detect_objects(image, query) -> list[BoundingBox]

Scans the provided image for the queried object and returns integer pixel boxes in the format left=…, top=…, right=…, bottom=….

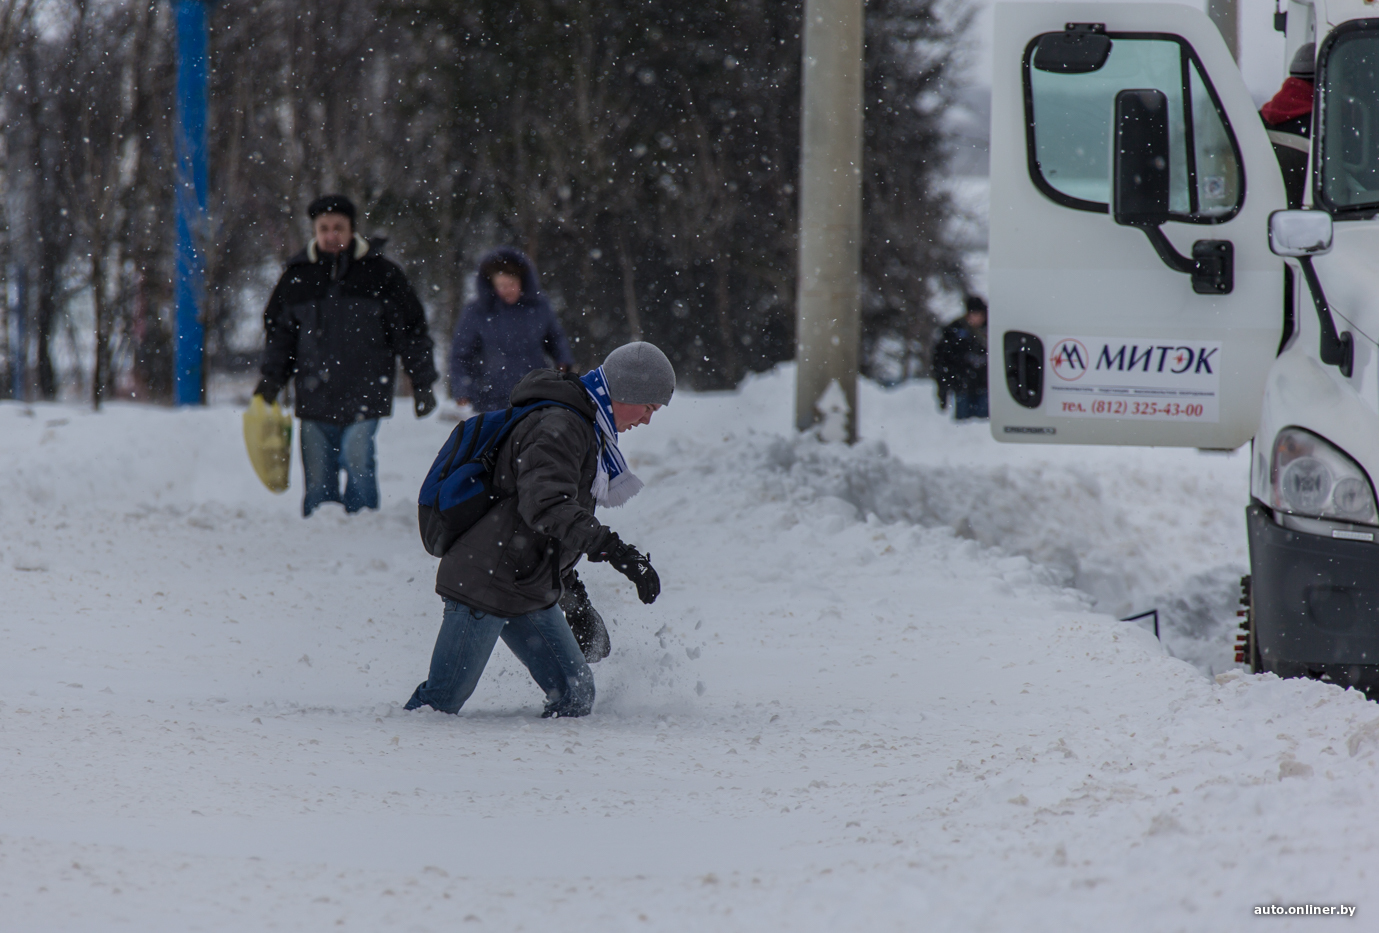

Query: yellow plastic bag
left=243, top=395, right=293, bottom=493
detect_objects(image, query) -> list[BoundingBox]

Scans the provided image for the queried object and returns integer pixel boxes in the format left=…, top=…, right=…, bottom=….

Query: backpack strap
left=476, top=400, right=592, bottom=472
left=437, top=410, right=491, bottom=481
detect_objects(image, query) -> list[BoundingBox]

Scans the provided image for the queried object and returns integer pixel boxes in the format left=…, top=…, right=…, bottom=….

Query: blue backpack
left=417, top=401, right=585, bottom=557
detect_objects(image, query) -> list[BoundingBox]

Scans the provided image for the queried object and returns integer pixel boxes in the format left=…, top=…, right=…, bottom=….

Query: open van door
left=990, top=3, right=1287, bottom=448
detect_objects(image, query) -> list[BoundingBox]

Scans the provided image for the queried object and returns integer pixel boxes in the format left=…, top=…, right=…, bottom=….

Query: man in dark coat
left=932, top=295, right=989, bottom=421
left=449, top=247, right=575, bottom=411
left=255, top=195, right=438, bottom=516
left=405, top=342, right=675, bottom=719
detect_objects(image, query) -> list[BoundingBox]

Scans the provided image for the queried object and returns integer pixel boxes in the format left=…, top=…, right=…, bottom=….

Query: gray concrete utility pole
left=1207, top=0, right=1239, bottom=61
left=794, top=0, right=863, bottom=443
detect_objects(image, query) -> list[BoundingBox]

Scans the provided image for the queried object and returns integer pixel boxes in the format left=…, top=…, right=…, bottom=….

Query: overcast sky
left=967, top=0, right=1289, bottom=105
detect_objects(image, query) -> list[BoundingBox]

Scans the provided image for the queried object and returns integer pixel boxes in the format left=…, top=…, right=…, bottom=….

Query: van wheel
left=1235, top=575, right=1261, bottom=672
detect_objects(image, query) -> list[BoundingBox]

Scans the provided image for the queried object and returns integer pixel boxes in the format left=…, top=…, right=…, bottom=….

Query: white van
left=991, top=1, right=1379, bottom=689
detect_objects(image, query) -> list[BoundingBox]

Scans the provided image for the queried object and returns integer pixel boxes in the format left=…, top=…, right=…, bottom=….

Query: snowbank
left=1, top=372, right=1375, bottom=931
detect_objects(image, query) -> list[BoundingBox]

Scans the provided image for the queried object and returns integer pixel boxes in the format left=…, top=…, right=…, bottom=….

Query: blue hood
left=474, top=247, right=543, bottom=312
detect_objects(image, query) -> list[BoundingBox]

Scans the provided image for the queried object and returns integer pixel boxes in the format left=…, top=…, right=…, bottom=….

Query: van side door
left=990, top=2, right=1288, bottom=448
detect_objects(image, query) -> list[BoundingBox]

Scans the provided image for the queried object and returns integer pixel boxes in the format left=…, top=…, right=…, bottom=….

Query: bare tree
left=0, top=0, right=35, bottom=59
left=0, top=0, right=969, bottom=401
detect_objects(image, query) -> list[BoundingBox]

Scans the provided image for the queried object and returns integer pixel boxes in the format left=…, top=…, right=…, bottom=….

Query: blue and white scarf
left=580, top=366, right=643, bottom=507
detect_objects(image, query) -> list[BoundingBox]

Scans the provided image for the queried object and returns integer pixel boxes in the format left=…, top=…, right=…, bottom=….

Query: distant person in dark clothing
left=1261, top=43, right=1314, bottom=209
left=449, top=248, right=576, bottom=411
left=932, top=295, right=989, bottom=421
left=255, top=194, right=438, bottom=517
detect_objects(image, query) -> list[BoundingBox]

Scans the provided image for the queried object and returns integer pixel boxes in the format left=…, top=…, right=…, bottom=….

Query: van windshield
left=1319, top=26, right=1379, bottom=213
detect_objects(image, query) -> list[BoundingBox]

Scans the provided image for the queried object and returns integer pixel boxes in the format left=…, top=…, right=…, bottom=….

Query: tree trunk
left=35, top=236, right=60, bottom=400
left=90, top=245, right=108, bottom=409
left=616, top=227, right=642, bottom=342
left=714, top=256, right=739, bottom=385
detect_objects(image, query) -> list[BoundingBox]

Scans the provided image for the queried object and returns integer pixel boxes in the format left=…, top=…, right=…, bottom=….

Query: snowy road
left=2, top=369, right=1377, bottom=931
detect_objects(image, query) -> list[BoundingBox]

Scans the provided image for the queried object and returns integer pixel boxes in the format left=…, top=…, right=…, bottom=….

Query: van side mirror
left=1109, top=88, right=1232, bottom=295
left=1269, top=210, right=1333, bottom=257
left=1112, top=89, right=1171, bottom=228
left=1032, top=24, right=1111, bottom=74
left=1274, top=209, right=1350, bottom=376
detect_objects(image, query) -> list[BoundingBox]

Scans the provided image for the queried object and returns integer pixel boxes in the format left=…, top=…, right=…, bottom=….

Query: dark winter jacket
left=258, top=235, right=437, bottom=425
left=449, top=248, right=575, bottom=411
left=435, top=368, right=609, bottom=616
left=932, top=318, right=988, bottom=397
left=1261, top=78, right=1313, bottom=210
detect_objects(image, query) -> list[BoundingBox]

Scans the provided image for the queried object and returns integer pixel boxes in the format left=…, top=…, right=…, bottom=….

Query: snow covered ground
left=3, top=368, right=1378, bottom=931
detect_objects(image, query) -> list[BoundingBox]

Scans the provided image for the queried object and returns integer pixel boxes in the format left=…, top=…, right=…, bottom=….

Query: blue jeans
left=954, top=388, right=989, bottom=421
left=299, top=418, right=380, bottom=516
left=405, top=599, right=595, bottom=718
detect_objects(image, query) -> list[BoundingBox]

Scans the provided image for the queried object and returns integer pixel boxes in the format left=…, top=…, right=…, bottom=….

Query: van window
left=1025, top=33, right=1243, bottom=222
left=1318, top=24, right=1379, bottom=213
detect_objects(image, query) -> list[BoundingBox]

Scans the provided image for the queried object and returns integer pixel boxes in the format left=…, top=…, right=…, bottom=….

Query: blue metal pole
left=174, top=0, right=208, bottom=405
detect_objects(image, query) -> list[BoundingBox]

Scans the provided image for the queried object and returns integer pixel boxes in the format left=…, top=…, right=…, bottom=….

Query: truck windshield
left=1319, top=26, right=1379, bottom=213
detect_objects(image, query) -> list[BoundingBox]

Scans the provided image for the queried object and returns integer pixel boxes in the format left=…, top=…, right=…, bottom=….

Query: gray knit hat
left=602, top=342, right=676, bottom=405
left=1289, top=43, right=1315, bottom=79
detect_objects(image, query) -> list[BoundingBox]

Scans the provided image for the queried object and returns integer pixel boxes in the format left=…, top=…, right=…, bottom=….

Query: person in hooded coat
left=405, top=342, right=675, bottom=719
left=449, top=248, right=576, bottom=412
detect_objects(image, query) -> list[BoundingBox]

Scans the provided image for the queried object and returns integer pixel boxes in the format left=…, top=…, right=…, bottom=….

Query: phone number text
left=1059, top=399, right=1206, bottom=418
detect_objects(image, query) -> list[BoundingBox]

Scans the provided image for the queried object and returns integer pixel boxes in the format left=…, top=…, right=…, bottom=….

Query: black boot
left=560, top=569, right=610, bottom=663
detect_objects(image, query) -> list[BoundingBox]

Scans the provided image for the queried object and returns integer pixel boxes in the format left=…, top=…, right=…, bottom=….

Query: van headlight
left=1270, top=427, right=1379, bottom=525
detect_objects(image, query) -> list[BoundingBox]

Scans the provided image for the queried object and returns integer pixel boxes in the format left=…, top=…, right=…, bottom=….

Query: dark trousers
left=954, top=388, right=989, bottom=421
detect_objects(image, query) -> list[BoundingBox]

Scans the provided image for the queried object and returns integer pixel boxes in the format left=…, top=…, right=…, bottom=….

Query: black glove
left=560, top=569, right=610, bottom=662
left=254, top=379, right=278, bottom=405
left=414, top=384, right=437, bottom=417
left=587, top=531, right=660, bottom=604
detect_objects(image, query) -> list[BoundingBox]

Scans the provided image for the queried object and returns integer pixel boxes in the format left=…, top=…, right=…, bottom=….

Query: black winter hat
left=965, top=294, right=988, bottom=314
left=308, top=194, right=357, bottom=224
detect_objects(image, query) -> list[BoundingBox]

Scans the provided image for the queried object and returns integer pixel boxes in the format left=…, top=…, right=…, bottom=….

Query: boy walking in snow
left=404, top=342, right=674, bottom=718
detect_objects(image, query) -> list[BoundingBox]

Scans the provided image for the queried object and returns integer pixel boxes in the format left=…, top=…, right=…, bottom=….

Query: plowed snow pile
left=2, top=367, right=1376, bottom=931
